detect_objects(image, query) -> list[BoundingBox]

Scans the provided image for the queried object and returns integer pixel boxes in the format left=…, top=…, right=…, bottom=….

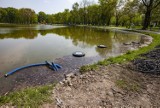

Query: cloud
left=43, top=0, right=50, bottom=4
left=67, top=0, right=81, bottom=4
left=67, top=0, right=98, bottom=5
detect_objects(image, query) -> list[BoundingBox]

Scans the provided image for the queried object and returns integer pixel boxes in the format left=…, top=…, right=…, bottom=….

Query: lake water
left=0, top=24, right=145, bottom=94
left=0, top=24, right=141, bottom=73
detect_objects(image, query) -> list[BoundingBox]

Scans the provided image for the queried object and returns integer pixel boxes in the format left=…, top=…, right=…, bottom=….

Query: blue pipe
left=54, top=64, right=62, bottom=69
left=52, top=62, right=58, bottom=71
left=5, top=61, right=62, bottom=77
left=45, top=61, right=62, bottom=71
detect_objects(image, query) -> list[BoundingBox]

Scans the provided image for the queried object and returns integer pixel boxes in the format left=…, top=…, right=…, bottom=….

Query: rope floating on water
left=5, top=61, right=62, bottom=77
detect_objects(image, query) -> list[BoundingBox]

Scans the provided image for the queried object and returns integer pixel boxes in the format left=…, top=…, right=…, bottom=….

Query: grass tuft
left=80, top=64, right=98, bottom=74
left=115, top=79, right=140, bottom=92
left=0, top=84, right=55, bottom=107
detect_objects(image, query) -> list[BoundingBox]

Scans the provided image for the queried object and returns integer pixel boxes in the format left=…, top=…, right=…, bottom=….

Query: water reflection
left=0, top=25, right=141, bottom=72
left=0, top=30, right=38, bottom=39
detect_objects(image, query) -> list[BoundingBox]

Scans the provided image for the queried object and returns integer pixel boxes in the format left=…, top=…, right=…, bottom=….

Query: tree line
left=0, top=7, right=37, bottom=24
left=0, top=0, right=160, bottom=29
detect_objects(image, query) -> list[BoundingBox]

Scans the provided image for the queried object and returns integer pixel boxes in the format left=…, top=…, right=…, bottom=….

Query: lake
left=0, top=24, right=141, bottom=73
left=0, top=24, right=145, bottom=94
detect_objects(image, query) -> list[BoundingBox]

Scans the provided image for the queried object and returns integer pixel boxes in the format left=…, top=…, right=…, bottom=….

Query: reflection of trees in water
left=96, top=31, right=140, bottom=56
left=0, top=26, right=140, bottom=57
left=43, top=27, right=113, bottom=47
left=111, top=31, right=140, bottom=56
left=113, top=31, right=140, bottom=42
left=0, top=30, right=38, bottom=39
left=42, top=27, right=115, bottom=56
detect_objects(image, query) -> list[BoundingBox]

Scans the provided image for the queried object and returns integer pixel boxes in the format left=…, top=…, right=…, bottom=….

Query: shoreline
left=0, top=26, right=148, bottom=95
left=51, top=29, right=160, bottom=107
left=0, top=27, right=160, bottom=107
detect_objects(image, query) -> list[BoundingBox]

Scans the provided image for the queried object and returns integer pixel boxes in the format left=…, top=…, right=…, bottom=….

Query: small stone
left=74, top=73, right=79, bottom=76
left=65, top=86, right=72, bottom=91
left=108, top=91, right=114, bottom=97
left=116, top=63, right=120, bottom=66
left=80, top=75, right=83, bottom=79
left=55, top=98, right=63, bottom=107
left=64, top=73, right=75, bottom=80
left=59, top=81, right=63, bottom=85
left=68, top=80, right=73, bottom=86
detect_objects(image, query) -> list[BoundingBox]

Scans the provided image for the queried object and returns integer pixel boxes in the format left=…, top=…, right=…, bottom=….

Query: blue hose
left=5, top=61, right=62, bottom=77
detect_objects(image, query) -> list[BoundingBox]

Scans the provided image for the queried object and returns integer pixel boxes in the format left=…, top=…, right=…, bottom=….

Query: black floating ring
left=72, top=51, right=85, bottom=57
left=97, top=45, right=107, bottom=48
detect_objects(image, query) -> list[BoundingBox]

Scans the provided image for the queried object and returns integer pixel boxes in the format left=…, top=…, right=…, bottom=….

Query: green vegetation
left=80, top=64, right=98, bottom=74
left=0, top=0, right=160, bottom=29
left=80, top=32, right=160, bottom=73
left=0, top=8, right=37, bottom=24
left=0, top=84, right=54, bottom=107
left=115, top=79, right=140, bottom=92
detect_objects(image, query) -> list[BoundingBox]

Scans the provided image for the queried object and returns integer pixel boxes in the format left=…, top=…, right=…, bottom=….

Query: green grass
left=115, top=79, right=140, bottom=92
left=80, top=32, right=160, bottom=73
left=80, top=64, right=98, bottom=74
left=0, top=84, right=55, bottom=107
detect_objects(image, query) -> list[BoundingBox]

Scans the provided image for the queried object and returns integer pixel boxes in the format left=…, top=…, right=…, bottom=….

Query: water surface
left=0, top=24, right=141, bottom=73
left=0, top=24, right=145, bottom=94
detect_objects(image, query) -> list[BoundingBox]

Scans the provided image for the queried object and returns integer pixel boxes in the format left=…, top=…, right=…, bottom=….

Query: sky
left=0, top=0, right=98, bottom=14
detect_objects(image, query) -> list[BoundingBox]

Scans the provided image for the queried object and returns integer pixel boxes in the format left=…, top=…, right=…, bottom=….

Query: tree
left=53, top=12, right=63, bottom=24
left=46, top=14, right=55, bottom=24
left=5, top=7, right=18, bottom=23
left=122, top=0, right=139, bottom=28
left=38, top=11, right=47, bottom=24
left=141, top=0, right=160, bottom=29
left=87, top=4, right=100, bottom=25
left=19, top=8, right=37, bottom=24
left=80, top=0, right=93, bottom=24
left=63, top=9, right=71, bottom=24
left=71, top=2, right=80, bottom=24
left=99, top=0, right=117, bottom=25
left=115, top=0, right=126, bottom=26
left=0, top=8, right=7, bottom=23
left=152, top=5, right=160, bottom=26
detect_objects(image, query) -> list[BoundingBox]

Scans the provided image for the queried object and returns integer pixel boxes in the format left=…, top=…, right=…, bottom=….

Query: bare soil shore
left=46, top=61, right=160, bottom=107
left=42, top=36, right=160, bottom=107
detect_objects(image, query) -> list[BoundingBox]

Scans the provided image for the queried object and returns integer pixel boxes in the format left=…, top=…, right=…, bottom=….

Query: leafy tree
left=5, top=7, right=18, bottom=23
left=115, top=0, right=126, bottom=26
left=63, top=9, right=70, bottom=24
left=71, top=2, right=80, bottom=24
left=87, top=4, right=100, bottom=25
left=99, top=0, right=117, bottom=25
left=124, top=0, right=139, bottom=27
left=152, top=5, right=160, bottom=26
left=141, top=0, right=160, bottom=29
left=38, top=11, right=47, bottom=24
left=46, top=14, right=55, bottom=24
left=0, top=8, right=7, bottom=23
left=80, top=0, right=93, bottom=24
left=18, top=8, right=37, bottom=24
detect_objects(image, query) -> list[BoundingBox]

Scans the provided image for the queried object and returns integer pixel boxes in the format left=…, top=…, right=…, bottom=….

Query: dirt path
left=41, top=62, right=160, bottom=107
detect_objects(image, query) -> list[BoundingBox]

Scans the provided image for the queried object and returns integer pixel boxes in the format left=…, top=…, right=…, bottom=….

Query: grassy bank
left=0, top=84, right=54, bottom=107
left=80, top=31, right=160, bottom=73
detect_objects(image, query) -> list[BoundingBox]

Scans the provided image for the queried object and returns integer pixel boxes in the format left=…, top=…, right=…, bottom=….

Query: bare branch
left=142, top=0, right=148, bottom=6
left=153, top=0, right=160, bottom=9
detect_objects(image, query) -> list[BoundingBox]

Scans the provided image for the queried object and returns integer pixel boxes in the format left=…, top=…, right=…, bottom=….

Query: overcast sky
left=0, top=0, right=98, bottom=14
